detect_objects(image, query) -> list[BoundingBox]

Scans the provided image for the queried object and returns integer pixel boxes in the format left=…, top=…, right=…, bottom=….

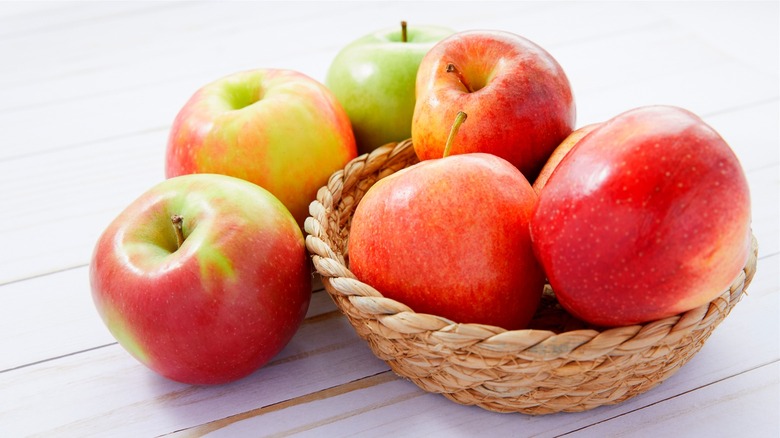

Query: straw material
left=304, top=139, right=759, bottom=415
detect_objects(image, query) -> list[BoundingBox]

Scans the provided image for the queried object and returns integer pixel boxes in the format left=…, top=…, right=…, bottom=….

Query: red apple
left=530, top=105, right=752, bottom=327
left=412, top=30, right=576, bottom=180
left=348, top=150, right=544, bottom=330
left=89, top=174, right=312, bottom=384
left=533, top=123, right=601, bottom=194
left=165, top=69, right=357, bottom=227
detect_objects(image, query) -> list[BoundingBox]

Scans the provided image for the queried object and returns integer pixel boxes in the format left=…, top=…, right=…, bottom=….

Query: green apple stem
left=446, top=63, right=474, bottom=93
left=171, top=215, right=185, bottom=249
left=401, top=21, right=408, bottom=42
left=443, top=111, right=468, bottom=158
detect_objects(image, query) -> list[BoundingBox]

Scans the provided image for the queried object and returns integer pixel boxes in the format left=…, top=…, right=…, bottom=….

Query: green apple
left=325, top=22, right=453, bottom=154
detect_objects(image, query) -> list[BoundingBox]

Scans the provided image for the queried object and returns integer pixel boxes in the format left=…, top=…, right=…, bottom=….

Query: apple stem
left=446, top=63, right=473, bottom=93
left=443, top=111, right=468, bottom=158
left=401, top=21, right=407, bottom=42
left=171, top=215, right=185, bottom=249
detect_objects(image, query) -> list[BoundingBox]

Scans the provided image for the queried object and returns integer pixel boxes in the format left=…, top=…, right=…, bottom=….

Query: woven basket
left=304, top=139, right=759, bottom=415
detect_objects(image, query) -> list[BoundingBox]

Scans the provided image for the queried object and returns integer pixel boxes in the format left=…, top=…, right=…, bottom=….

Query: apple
left=325, top=21, right=453, bottom=154
left=348, top=115, right=544, bottom=330
left=412, top=30, right=576, bottom=181
left=89, top=174, right=312, bottom=384
left=165, top=68, right=357, bottom=227
left=530, top=105, right=752, bottom=327
left=533, top=122, right=601, bottom=194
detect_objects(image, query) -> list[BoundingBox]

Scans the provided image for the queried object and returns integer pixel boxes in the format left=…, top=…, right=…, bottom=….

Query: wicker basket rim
left=304, top=139, right=758, bottom=351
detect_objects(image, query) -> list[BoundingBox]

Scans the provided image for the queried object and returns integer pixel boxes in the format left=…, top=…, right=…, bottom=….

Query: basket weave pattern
left=304, top=139, right=759, bottom=414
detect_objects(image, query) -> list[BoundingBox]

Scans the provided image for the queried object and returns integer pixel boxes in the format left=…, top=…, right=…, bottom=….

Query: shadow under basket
left=303, top=139, right=759, bottom=415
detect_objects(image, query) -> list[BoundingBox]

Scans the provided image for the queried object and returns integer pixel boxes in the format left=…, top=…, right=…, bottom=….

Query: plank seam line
left=0, top=342, right=117, bottom=375
left=159, top=369, right=399, bottom=437
left=554, top=358, right=780, bottom=437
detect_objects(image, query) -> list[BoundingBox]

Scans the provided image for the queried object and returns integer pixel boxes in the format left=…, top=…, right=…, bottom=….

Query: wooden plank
left=0, top=129, right=169, bottom=283
left=181, top=364, right=780, bottom=437
left=9, top=252, right=768, bottom=437
left=748, top=164, right=780, bottom=257
left=568, top=362, right=780, bottom=437
left=703, top=100, right=780, bottom=173
left=0, top=2, right=172, bottom=37
left=0, top=3, right=337, bottom=86
left=0, top=294, right=389, bottom=437
left=573, top=61, right=778, bottom=126
left=0, top=264, right=328, bottom=372
left=5, top=2, right=771, bottom=160
left=646, top=1, right=779, bottom=79
left=0, top=2, right=661, bottom=91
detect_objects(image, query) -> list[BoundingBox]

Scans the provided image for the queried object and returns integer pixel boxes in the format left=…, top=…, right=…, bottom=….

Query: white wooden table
left=1, top=2, right=778, bottom=436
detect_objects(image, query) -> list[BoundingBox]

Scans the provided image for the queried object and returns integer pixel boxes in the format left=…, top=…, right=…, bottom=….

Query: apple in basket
left=530, top=105, right=752, bottom=327
left=349, top=112, right=545, bottom=330
left=89, top=174, right=312, bottom=385
left=325, top=21, right=453, bottom=154
left=533, top=122, right=601, bottom=194
left=412, top=29, right=576, bottom=181
left=165, top=68, right=357, bottom=227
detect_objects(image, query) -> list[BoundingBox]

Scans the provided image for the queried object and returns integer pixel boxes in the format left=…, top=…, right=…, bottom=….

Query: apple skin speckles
left=349, top=153, right=545, bottom=330
left=530, top=105, right=751, bottom=327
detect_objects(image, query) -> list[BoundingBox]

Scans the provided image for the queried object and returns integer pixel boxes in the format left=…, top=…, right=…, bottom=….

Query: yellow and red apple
left=165, top=69, right=357, bottom=227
